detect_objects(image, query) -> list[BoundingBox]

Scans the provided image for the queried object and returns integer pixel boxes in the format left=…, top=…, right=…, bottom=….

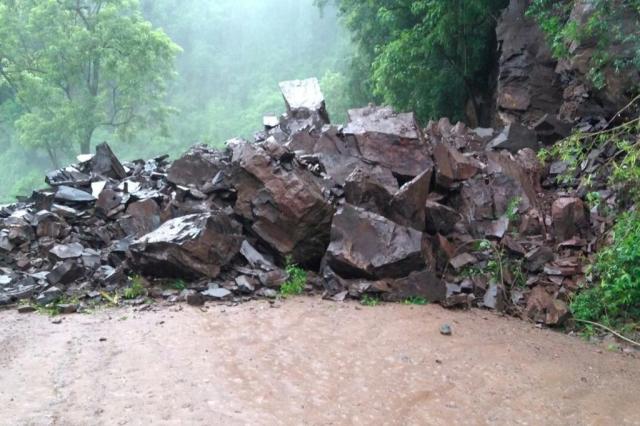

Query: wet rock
left=185, top=290, right=205, bottom=306
left=119, top=199, right=161, bottom=237
left=240, top=241, right=276, bottom=271
left=50, top=243, right=84, bottom=261
left=324, top=204, right=425, bottom=280
left=36, top=286, right=62, bottom=305
left=488, top=123, right=539, bottom=153
left=525, top=286, right=570, bottom=326
left=279, top=78, right=330, bottom=125
left=387, top=269, right=446, bottom=303
left=344, top=166, right=396, bottom=215
left=57, top=303, right=78, bottom=314
left=231, top=141, right=334, bottom=266
left=235, top=275, right=257, bottom=294
left=33, top=211, right=66, bottom=239
left=258, top=269, right=288, bottom=289
left=440, top=324, right=452, bottom=336
left=483, top=283, right=506, bottom=311
left=130, top=212, right=243, bottom=279
left=552, top=197, right=588, bottom=240
left=55, top=186, right=96, bottom=203
left=343, top=106, right=432, bottom=178
left=425, top=201, right=461, bottom=235
left=47, top=261, right=84, bottom=285
left=167, top=145, right=225, bottom=189
left=201, top=286, right=232, bottom=301
left=433, top=143, right=481, bottom=188
left=45, top=167, right=91, bottom=187
left=524, top=246, right=554, bottom=273
left=95, top=189, right=122, bottom=217
left=90, top=142, right=127, bottom=180
left=388, top=169, right=431, bottom=231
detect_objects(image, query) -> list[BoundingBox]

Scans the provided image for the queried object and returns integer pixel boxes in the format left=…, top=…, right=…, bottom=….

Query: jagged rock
left=55, top=186, right=96, bottom=203
left=91, top=142, right=127, bottom=180
left=45, top=167, right=91, bottom=187
left=525, top=286, right=570, bottom=326
left=235, top=275, right=256, bottom=294
left=425, top=200, right=461, bottom=235
left=96, top=189, right=122, bottom=216
left=387, top=269, right=446, bottom=303
left=258, top=269, right=288, bottom=289
left=343, top=106, right=432, bottom=178
left=33, top=211, right=66, bottom=239
left=130, top=212, right=243, bottom=279
left=524, top=246, right=554, bottom=273
left=201, top=286, right=232, bottom=301
left=449, top=253, right=478, bottom=270
left=279, top=78, right=329, bottom=125
left=487, top=123, right=539, bottom=153
left=167, top=145, right=225, bottom=189
left=36, top=286, right=62, bottom=306
left=50, top=243, right=84, bottom=261
left=47, top=261, right=84, bottom=285
left=119, top=199, right=161, bottom=237
left=230, top=141, right=335, bottom=266
left=324, top=204, right=425, bottom=280
left=344, top=166, right=397, bottom=215
left=433, top=143, right=481, bottom=188
left=240, top=241, right=276, bottom=271
left=388, top=169, right=431, bottom=231
left=552, top=197, right=588, bottom=240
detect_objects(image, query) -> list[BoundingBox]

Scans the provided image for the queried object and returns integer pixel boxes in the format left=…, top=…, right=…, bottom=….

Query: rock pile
left=0, top=77, right=607, bottom=325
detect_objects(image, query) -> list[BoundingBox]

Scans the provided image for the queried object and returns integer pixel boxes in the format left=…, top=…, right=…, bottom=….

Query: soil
left=1, top=298, right=639, bottom=425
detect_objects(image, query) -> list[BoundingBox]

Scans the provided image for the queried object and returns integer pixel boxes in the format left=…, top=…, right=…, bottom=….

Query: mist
left=0, top=0, right=355, bottom=201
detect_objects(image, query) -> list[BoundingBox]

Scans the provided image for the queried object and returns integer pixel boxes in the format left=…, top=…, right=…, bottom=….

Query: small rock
left=17, top=305, right=36, bottom=314
left=201, top=287, right=232, bottom=301
left=185, top=291, right=205, bottom=306
left=440, top=324, right=452, bottom=336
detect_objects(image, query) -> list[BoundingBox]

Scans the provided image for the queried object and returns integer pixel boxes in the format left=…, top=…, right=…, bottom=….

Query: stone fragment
left=185, top=290, right=205, bottom=306
left=387, top=269, right=446, bottom=303
left=433, top=143, right=481, bottom=187
left=344, top=166, right=397, bottom=215
left=524, top=246, right=554, bottom=273
left=201, top=287, right=232, bottom=301
left=167, top=145, right=225, bottom=189
left=47, top=261, right=84, bottom=285
left=450, top=253, right=478, bottom=270
left=36, top=286, right=62, bottom=305
left=95, top=189, right=122, bottom=216
left=324, top=204, right=425, bottom=280
left=425, top=201, right=461, bottom=235
left=130, top=212, right=243, bottom=279
left=488, top=123, right=539, bottom=153
left=525, top=286, right=570, bottom=326
left=45, top=167, right=91, bottom=187
left=279, top=78, right=329, bottom=124
left=552, top=197, right=588, bottom=240
left=440, top=324, right=452, bottom=336
left=90, top=142, right=127, bottom=179
left=388, top=169, right=431, bottom=231
left=50, top=243, right=84, bottom=261
left=55, top=186, right=96, bottom=203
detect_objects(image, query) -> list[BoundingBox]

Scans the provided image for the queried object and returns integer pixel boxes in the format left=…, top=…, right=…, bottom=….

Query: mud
left=1, top=299, right=639, bottom=425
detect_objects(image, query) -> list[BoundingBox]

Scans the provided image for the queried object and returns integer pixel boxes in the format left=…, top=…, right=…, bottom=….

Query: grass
left=280, top=257, right=307, bottom=296
left=361, top=294, right=380, bottom=306
left=403, top=296, right=428, bottom=305
left=123, top=276, right=146, bottom=300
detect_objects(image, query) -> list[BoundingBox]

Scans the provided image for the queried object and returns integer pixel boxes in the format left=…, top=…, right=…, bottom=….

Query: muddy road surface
left=1, top=299, right=639, bottom=425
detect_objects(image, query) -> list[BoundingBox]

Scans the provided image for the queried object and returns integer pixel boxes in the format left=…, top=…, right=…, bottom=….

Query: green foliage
left=527, top=0, right=640, bottom=90
left=320, top=0, right=509, bottom=122
left=505, top=197, right=522, bottom=222
left=170, top=279, right=187, bottom=291
left=361, top=294, right=380, bottom=307
left=0, top=0, right=180, bottom=164
left=572, top=211, right=640, bottom=326
left=280, top=258, right=307, bottom=296
left=123, top=276, right=146, bottom=300
left=403, top=296, right=428, bottom=305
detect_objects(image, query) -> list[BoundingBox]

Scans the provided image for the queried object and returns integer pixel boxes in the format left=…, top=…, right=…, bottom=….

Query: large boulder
left=229, top=141, right=335, bottom=266
left=167, top=145, right=226, bottom=189
left=129, top=212, right=243, bottom=279
left=323, top=204, right=426, bottom=280
left=279, top=78, right=330, bottom=125
left=343, top=106, right=433, bottom=178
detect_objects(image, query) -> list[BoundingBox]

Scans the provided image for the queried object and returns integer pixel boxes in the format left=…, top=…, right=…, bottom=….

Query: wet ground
left=1, top=298, right=639, bottom=425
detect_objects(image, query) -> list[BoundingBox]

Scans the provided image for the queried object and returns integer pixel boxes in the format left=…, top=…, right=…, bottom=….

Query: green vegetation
left=527, top=0, right=640, bottom=89
left=403, top=296, right=428, bottom=305
left=505, top=197, right=522, bottom=223
left=318, top=0, right=509, bottom=123
left=361, top=294, right=381, bottom=307
left=280, top=258, right=308, bottom=296
left=123, top=276, right=146, bottom=300
left=0, top=0, right=355, bottom=201
left=170, top=279, right=187, bottom=291
left=572, top=211, right=640, bottom=328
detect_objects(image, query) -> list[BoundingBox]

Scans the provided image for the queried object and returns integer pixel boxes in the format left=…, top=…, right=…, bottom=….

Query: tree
left=318, top=0, right=508, bottom=123
left=0, top=0, right=179, bottom=167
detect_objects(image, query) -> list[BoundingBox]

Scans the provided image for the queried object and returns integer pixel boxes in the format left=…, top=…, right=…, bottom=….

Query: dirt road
left=1, top=298, right=639, bottom=426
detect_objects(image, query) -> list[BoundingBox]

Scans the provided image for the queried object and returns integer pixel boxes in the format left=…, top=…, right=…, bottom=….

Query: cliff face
left=495, top=0, right=639, bottom=130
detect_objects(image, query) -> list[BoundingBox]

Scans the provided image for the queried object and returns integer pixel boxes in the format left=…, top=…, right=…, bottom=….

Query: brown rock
left=388, top=169, right=432, bottom=231
left=129, top=212, right=243, bottom=279
left=433, top=143, right=481, bottom=188
left=425, top=201, right=461, bottom=235
left=387, top=269, right=446, bottom=303
left=525, top=286, right=570, bottom=326
left=344, top=166, right=397, bottom=215
left=323, top=204, right=426, bottom=280
left=552, top=197, right=588, bottom=240
left=91, top=143, right=127, bottom=180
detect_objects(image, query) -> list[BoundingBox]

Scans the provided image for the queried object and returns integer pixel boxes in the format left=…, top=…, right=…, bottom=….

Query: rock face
left=323, top=204, right=426, bottom=280
left=552, top=197, right=588, bottom=240
left=129, top=213, right=243, bottom=279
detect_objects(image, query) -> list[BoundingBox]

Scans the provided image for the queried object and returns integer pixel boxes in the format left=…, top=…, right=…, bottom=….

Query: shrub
left=123, top=276, right=146, bottom=300
left=572, top=211, right=640, bottom=325
left=280, top=258, right=307, bottom=296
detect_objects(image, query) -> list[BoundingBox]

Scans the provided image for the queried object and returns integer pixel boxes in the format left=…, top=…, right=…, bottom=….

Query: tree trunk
left=80, top=130, right=92, bottom=154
